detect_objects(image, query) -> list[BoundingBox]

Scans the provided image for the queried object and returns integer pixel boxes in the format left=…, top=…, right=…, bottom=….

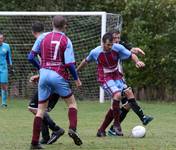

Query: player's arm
left=113, top=43, right=145, bottom=68
left=6, top=44, right=15, bottom=74
left=131, top=53, right=145, bottom=68
left=6, top=44, right=12, bottom=66
left=29, top=74, right=39, bottom=83
left=131, top=47, right=145, bottom=56
left=76, top=59, right=88, bottom=72
left=77, top=49, right=95, bottom=72
left=27, top=51, right=40, bottom=70
left=120, top=41, right=145, bottom=56
left=67, top=63, right=82, bottom=88
left=64, top=38, right=81, bottom=87
left=27, top=36, right=43, bottom=70
left=119, top=41, right=133, bottom=50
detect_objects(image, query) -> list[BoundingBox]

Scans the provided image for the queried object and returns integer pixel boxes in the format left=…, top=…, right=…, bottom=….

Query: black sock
left=43, top=113, right=61, bottom=131
left=109, top=107, right=129, bottom=131
left=41, top=122, right=50, bottom=140
left=119, top=107, right=129, bottom=123
left=128, top=98, right=144, bottom=121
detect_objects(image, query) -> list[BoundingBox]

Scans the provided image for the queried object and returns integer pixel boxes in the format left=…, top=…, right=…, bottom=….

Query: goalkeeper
left=0, top=32, right=13, bottom=108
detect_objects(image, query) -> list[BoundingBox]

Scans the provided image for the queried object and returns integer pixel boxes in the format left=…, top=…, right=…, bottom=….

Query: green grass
left=0, top=100, right=176, bottom=150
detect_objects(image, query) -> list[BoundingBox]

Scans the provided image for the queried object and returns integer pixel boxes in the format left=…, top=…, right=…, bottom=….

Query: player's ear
left=63, top=24, right=67, bottom=31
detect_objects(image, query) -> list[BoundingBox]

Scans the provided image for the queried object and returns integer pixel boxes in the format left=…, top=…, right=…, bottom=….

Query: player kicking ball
left=107, top=30, right=153, bottom=136
left=77, top=32, right=148, bottom=137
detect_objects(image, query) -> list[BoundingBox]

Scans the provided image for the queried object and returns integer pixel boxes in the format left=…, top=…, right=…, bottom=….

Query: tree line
left=0, top=0, right=176, bottom=100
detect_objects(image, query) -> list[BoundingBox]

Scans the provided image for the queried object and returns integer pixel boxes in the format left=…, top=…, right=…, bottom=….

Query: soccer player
left=105, top=30, right=153, bottom=136
left=77, top=32, right=145, bottom=137
left=28, top=22, right=65, bottom=145
left=30, top=16, right=83, bottom=149
left=0, top=32, right=13, bottom=108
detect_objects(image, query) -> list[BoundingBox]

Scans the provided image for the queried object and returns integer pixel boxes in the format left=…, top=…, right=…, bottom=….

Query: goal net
left=0, top=12, right=122, bottom=101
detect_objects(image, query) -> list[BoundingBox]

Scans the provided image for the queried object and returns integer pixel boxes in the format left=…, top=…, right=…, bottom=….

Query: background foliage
left=0, top=0, right=176, bottom=100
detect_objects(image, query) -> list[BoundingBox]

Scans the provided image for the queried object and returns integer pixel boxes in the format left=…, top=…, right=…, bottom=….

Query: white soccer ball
left=131, top=125, right=146, bottom=138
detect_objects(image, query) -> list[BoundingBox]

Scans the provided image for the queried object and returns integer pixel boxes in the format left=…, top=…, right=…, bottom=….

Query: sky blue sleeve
left=64, top=38, right=75, bottom=64
left=86, top=46, right=101, bottom=63
left=31, top=37, right=42, bottom=53
left=6, top=44, right=12, bottom=65
left=28, top=34, right=46, bottom=69
left=86, top=50, right=94, bottom=62
left=112, top=43, right=132, bottom=60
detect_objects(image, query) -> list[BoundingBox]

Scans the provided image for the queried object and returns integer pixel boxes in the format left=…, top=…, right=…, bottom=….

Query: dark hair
left=102, top=32, right=113, bottom=43
left=52, top=15, right=67, bottom=29
left=32, top=21, right=44, bottom=33
left=110, top=29, right=121, bottom=34
left=0, top=31, right=3, bottom=35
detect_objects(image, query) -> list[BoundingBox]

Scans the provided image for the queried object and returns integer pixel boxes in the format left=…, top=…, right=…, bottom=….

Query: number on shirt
left=51, top=41, right=60, bottom=60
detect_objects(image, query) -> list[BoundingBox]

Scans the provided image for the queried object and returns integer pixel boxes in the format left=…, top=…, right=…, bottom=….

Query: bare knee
left=64, top=95, right=77, bottom=109
left=124, top=87, right=134, bottom=98
left=36, top=102, right=48, bottom=118
left=113, top=92, right=121, bottom=101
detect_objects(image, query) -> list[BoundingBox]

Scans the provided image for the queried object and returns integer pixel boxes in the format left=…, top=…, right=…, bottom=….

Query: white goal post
left=0, top=11, right=122, bottom=103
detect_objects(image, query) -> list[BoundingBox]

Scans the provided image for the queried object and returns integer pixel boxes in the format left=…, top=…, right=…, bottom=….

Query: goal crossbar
left=0, top=11, right=106, bottom=16
left=0, top=11, right=123, bottom=103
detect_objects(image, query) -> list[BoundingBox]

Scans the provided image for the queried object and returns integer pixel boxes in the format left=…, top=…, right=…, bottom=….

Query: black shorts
left=28, top=90, right=60, bottom=111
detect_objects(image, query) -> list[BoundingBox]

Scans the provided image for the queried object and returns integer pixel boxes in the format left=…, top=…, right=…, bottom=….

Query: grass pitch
left=0, top=99, right=176, bottom=150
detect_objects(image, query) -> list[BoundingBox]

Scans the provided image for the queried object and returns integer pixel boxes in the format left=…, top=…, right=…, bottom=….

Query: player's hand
left=131, top=48, right=145, bottom=56
left=135, top=61, right=145, bottom=68
left=75, top=78, right=82, bottom=88
left=29, top=74, right=39, bottom=83
left=10, top=66, right=15, bottom=75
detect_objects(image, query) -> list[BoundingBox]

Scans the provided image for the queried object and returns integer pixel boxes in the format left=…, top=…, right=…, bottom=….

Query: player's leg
left=45, top=94, right=61, bottom=132
left=108, top=96, right=130, bottom=136
left=50, top=70, right=82, bottom=146
left=31, top=102, right=48, bottom=149
left=28, top=90, right=51, bottom=145
left=29, top=89, right=64, bottom=145
left=97, top=108, right=113, bottom=137
left=40, top=120, right=50, bottom=144
left=44, top=112, right=65, bottom=144
left=30, top=69, right=51, bottom=149
left=120, top=96, right=130, bottom=122
left=124, top=87, right=153, bottom=125
left=1, top=69, right=8, bottom=107
left=28, top=90, right=38, bottom=114
left=1, top=84, right=8, bottom=107
left=97, top=80, right=122, bottom=137
left=42, top=93, right=65, bottom=144
left=111, top=92, right=123, bottom=136
left=64, top=95, right=82, bottom=146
